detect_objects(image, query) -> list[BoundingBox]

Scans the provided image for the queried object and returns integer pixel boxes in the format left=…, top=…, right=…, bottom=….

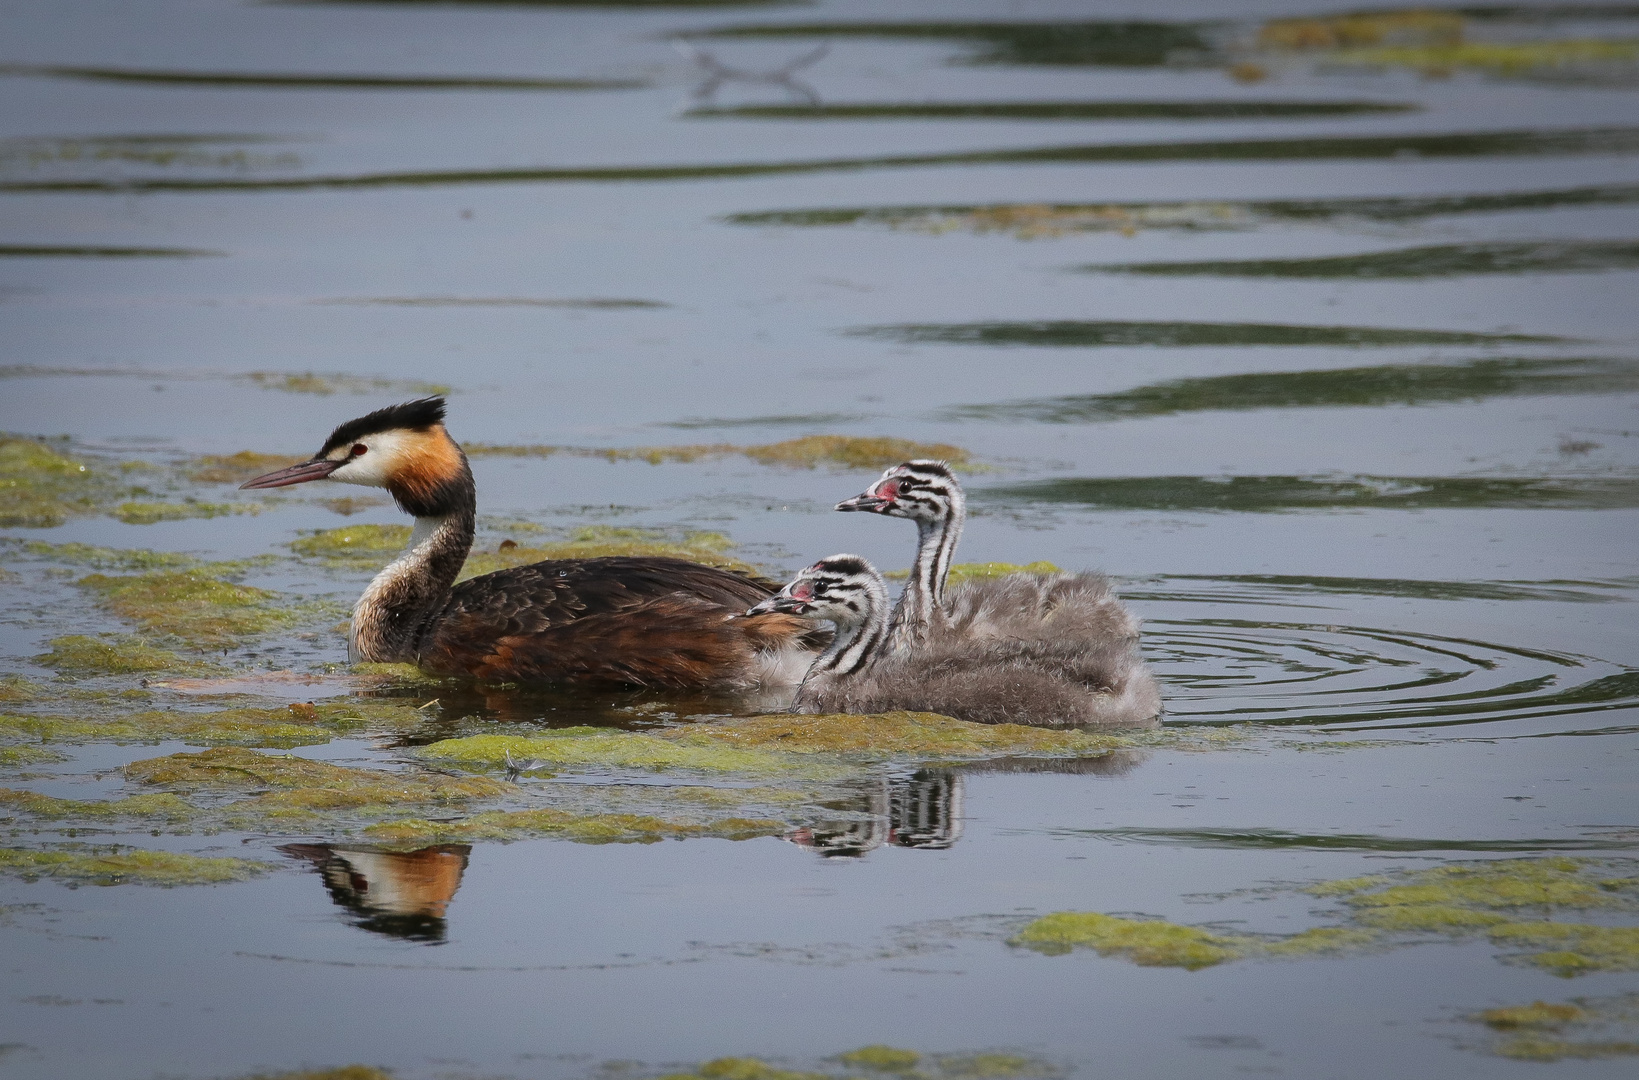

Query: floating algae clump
left=0, top=701, right=359, bottom=748
left=365, top=808, right=783, bottom=846
left=18, top=541, right=196, bottom=570
left=1481, top=1002, right=1588, bottom=1029
left=1258, top=9, right=1464, bottom=51
left=677, top=1059, right=829, bottom=1080
left=837, top=1046, right=921, bottom=1071
left=34, top=634, right=221, bottom=675
left=123, top=747, right=509, bottom=822
left=0, top=675, right=41, bottom=702
left=1009, top=858, right=1639, bottom=975
left=186, top=451, right=299, bottom=485
left=421, top=714, right=1130, bottom=776
left=0, top=435, right=101, bottom=527
left=459, top=526, right=761, bottom=578
left=75, top=568, right=306, bottom=647
left=934, top=1053, right=1054, bottom=1078
left=419, top=729, right=809, bottom=776
left=686, top=711, right=1131, bottom=758
left=740, top=435, right=968, bottom=471
left=238, top=1069, right=392, bottom=1080
left=0, top=845, right=268, bottom=885
left=290, top=524, right=411, bottom=569
left=112, top=499, right=254, bottom=525
left=1314, top=857, right=1639, bottom=973
left=0, top=745, right=67, bottom=767
left=1489, top=922, right=1639, bottom=976
left=1009, top=911, right=1245, bottom=967
left=1346, top=857, right=1629, bottom=912
left=0, top=789, right=195, bottom=822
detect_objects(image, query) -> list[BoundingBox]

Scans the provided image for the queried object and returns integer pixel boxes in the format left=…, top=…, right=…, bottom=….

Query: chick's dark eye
left=350, top=443, right=368, bottom=457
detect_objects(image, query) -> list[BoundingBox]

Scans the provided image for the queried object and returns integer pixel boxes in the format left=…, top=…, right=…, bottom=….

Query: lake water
left=2, top=1, right=1638, bottom=1078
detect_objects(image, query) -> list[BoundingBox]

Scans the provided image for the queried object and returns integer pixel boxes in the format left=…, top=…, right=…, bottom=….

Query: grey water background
left=2, top=0, right=1638, bottom=1076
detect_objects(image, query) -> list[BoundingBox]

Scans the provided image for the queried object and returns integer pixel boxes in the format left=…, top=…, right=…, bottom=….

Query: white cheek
left=328, top=431, right=412, bottom=488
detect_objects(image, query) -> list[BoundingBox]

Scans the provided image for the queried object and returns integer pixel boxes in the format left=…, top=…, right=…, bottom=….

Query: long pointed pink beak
left=239, top=458, right=343, bottom=490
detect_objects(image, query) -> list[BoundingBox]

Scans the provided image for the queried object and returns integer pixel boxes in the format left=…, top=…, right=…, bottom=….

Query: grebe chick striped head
left=835, top=459, right=963, bottom=525
left=239, top=396, right=472, bottom=518
left=744, top=555, right=886, bottom=629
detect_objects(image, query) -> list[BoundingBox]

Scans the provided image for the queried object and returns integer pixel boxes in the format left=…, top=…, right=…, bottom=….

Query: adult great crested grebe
left=747, top=555, right=1161, bottom=729
left=240, top=397, right=822, bottom=688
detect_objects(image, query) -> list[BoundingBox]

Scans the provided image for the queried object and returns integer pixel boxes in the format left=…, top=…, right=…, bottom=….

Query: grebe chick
left=836, top=460, right=1143, bottom=656
left=748, top=555, right=1161, bottom=729
left=240, top=397, right=821, bottom=688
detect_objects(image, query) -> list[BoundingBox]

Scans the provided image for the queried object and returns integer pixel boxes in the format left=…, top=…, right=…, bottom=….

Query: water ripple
left=1148, top=616, right=1639, bottom=730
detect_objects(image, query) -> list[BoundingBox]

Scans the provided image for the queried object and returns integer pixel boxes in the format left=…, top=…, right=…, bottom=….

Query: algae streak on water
left=365, top=808, right=784, bottom=847
left=464, top=434, right=972, bottom=471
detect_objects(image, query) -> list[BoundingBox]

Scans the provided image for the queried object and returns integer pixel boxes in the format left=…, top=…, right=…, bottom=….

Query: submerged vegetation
left=1467, top=994, right=1639, bottom=1062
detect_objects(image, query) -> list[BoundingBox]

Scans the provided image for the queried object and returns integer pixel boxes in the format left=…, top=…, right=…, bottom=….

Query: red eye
left=350, top=443, right=368, bottom=457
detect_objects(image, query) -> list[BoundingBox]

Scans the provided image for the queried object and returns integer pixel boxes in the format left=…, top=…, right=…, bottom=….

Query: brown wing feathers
left=417, top=556, right=810, bottom=688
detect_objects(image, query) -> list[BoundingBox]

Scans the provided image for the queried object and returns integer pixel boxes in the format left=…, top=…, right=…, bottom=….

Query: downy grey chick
left=747, top=555, right=1161, bottom=730
left=834, top=460, right=1160, bottom=720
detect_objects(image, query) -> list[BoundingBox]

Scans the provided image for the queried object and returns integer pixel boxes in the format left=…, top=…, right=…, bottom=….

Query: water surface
left=1, top=1, right=1637, bottom=1078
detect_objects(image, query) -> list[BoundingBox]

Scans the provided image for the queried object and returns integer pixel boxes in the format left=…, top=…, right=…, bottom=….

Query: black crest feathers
left=319, top=397, right=447, bottom=456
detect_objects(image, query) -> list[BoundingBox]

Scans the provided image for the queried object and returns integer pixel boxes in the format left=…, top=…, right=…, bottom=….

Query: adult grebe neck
left=349, top=470, right=476, bottom=663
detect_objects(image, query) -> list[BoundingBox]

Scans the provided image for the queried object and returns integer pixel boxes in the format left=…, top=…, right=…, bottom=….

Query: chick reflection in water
left=279, top=844, right=469, bottom=942
left=791, top=770, right=965, bottom=858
